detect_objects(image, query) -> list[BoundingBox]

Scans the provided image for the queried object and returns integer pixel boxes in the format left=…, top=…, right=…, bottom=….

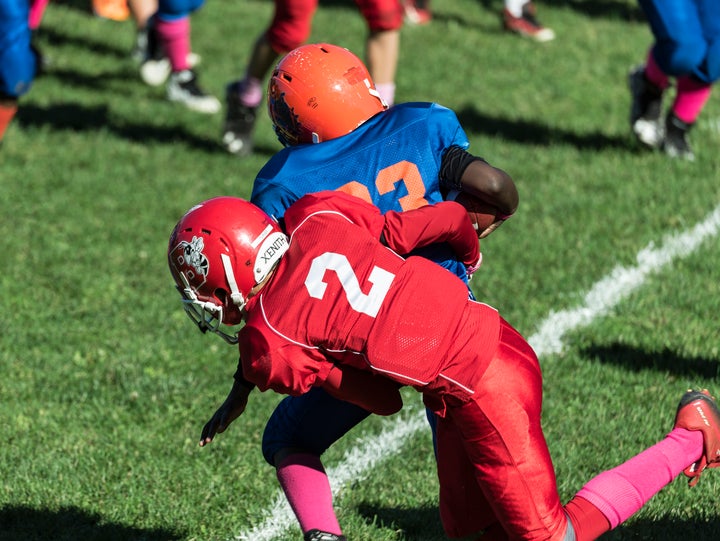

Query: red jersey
left=239, top=191, right=500, bottom=415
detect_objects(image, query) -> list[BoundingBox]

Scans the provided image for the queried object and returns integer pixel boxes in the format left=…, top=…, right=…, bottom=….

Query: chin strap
left=221, top=253, right=246, bottom=309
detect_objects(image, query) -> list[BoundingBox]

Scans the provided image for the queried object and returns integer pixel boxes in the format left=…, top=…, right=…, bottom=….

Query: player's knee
left=358, top=0, right=403, bottom=31
left=365, top=9, right=403, bottom=32
left=261, top=427, right=286, bottom=465
left=657, top=39, right=707, bottom=77
left=267, top=28, right=310, bottom=54
left=0, top=47, right=37, bottom=98
left=705, top=39, right=720, bottom=83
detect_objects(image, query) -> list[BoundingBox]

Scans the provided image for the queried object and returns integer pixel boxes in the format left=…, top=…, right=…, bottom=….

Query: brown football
left=447, top=189, right=497, bottom=236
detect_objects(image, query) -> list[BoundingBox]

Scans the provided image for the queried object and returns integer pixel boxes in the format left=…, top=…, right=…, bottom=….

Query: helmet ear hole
left=214, top=288, right=227, bottom=304
left=215, top=288, right=244, bottom=325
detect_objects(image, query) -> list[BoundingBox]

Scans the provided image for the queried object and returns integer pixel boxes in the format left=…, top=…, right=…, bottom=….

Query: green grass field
left=2, top=0, right=720, bottom=540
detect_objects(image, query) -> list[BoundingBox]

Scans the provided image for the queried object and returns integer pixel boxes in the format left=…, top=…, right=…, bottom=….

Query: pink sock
left=276, top=453, right=343, bottom=536
left=644, top=49, right=669, bottom=90
left=673, top=75, right=712, bottom=124
left=155, top=16, right=190, bottom=72
left=237, top=76, right=263, bottom=108
left=575, top=428, right=702, bottom=529
left=29, top=0, right=50, bottom=30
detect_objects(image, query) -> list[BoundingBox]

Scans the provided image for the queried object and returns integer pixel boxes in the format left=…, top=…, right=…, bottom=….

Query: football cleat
left=663, top=111, right=695, bottom=161
left=167, top=70, right=220, bottom=114
left=503, top=3, right=555, bottom=42
left=628, top=65, right=665, bottom=149
left=138, top=21, right=168, bottom=86
left=138, top=21, right=201, bottom=86
left=140, top=52, right=202, bottom=87
left=674, top=389, right=720, bottom=486
left=303, top=530, right=347, bottom=541
left=222, top=81, right=258, bottom=156
left=403, top=0, right=432, bottom=25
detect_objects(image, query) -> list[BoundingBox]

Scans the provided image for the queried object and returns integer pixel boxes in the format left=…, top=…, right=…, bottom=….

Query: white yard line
left=232, top=203, right=720, bottom=541
left=529, top=204, right=720, bottom=357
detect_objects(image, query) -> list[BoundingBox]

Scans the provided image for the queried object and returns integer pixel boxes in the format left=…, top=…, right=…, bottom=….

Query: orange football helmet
left=268, top=43, right=388, bottom=146
left=168, top=197, right=288, bottom=343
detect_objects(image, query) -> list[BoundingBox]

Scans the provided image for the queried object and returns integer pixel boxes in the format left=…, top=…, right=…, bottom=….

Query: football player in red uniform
left=169, top=190, right=720, bottom=541
left=203, top=43, right=518, bottom=541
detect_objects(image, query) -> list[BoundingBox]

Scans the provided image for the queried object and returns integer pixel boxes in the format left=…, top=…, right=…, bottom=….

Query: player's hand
left=199, top=381, right=251, bottom=447
left=466, top=252, right=482, bottom=279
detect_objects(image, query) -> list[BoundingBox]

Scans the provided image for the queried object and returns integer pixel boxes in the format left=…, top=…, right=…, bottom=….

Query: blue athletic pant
left=639, top=0, right=720, bottom=83
left=0, top=0, right=37, bottom=97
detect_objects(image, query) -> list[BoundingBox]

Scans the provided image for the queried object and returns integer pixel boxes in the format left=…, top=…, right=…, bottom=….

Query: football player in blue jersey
left=198, top=43, right=519, bottom=541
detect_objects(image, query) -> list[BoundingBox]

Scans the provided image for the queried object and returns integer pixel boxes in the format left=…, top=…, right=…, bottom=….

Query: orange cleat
left=674, top=389, right=720, bottom=486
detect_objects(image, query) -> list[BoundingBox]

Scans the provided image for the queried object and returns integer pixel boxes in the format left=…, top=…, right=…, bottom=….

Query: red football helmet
left=268, top=43, right=388, bottom=146
left=168, top=197, right=288, bottom=343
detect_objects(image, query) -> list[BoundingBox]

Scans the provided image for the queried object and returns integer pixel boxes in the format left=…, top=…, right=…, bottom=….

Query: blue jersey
left=252, top=102, right=471, bottom=281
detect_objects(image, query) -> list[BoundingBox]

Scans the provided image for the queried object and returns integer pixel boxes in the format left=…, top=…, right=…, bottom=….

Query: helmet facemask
left=176, top=267, right=243, bottom=345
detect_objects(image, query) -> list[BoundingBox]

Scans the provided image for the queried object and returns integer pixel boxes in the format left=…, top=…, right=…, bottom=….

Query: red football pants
left=266, top=0, right=403, bottom=53
left=436, top=318, right=568, bottom=541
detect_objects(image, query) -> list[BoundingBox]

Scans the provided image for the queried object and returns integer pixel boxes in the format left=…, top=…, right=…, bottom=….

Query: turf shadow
left=33, top=25, right=130, bottom=61
left=356, top=503, right=720, bottom=540
left=355, top=503, right=446, bottom=539
left=0, top=505, right=183, bottom=541
left=33, top=66, right=140, bottom=94
left=16, top=103, right=229, bottom=153
left=603, top=516, right=720, bottom=540
left=455, top=106, right=631, bottom=151
left=580, top=343, right=720, bottom=379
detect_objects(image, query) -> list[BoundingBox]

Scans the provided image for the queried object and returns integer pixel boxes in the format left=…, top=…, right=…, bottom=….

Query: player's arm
left=239, top=323, right=402, bottom=416
left=440, top=145, right=519, bottom=219
left=199, top=368, right=255, bottom=447
left=381, top=201, right=481, bottom=269
left=321, top=365, right=403, bottom=416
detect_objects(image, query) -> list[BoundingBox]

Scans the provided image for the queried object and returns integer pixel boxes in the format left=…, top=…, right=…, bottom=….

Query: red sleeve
left=322, top=365, right=403, bottom=416
left=239, top=324, right=335, bottom=396
left=382, top=201, right=480, bottom=267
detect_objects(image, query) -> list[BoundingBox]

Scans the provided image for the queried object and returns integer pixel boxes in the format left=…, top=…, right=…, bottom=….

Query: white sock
left=375, top=82, right=396, bottom=107
left=504, top=0, right=527, bottom=17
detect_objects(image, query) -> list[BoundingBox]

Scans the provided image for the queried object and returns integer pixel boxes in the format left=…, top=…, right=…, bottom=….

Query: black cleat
left=663, top=111, right=695, bottom=161
left=628, top=65, right=664, bottom=149
left=222, top=81, right=258, bottom=156
left=303, top=529, right=347, bottom=541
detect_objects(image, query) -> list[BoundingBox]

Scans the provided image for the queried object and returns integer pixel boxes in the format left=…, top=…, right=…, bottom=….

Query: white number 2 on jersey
left=304, top=252, right=395, bottom=317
